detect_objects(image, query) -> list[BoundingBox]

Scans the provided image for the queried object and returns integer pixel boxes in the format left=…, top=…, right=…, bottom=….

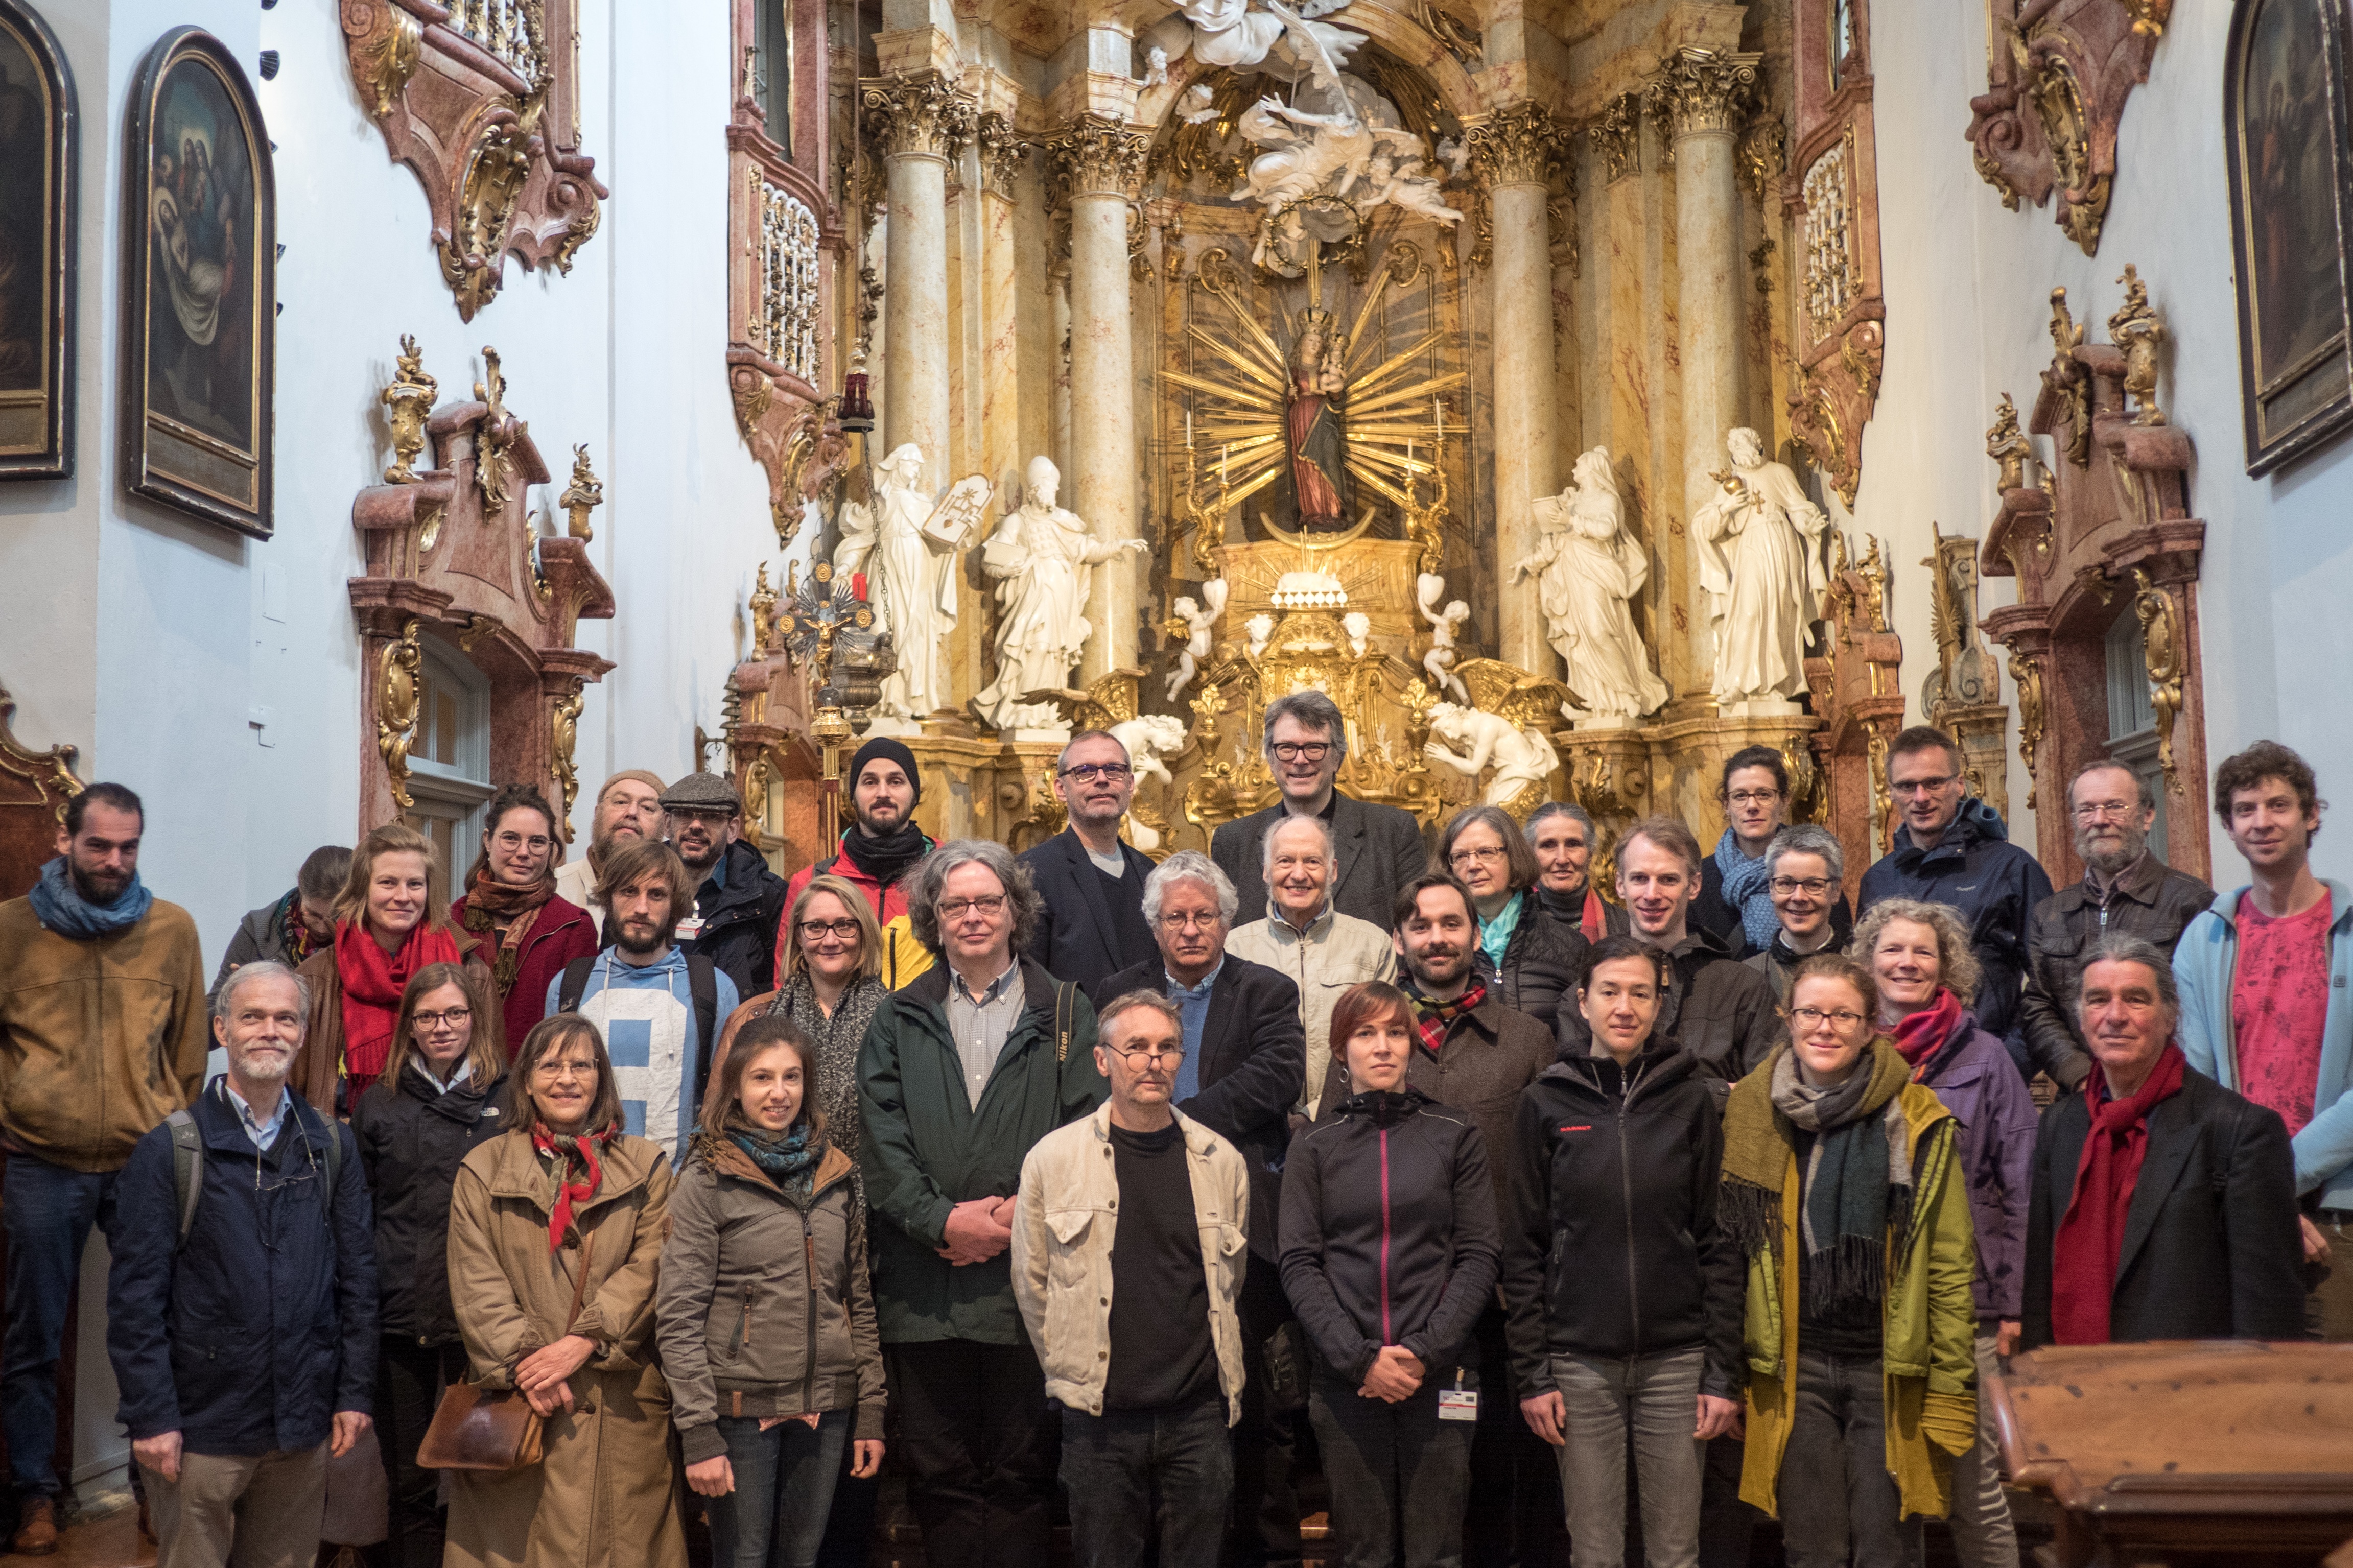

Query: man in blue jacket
left=1860, top=726, right=2053, bottom=1071
left=107, top=960, right=377, bottom=1567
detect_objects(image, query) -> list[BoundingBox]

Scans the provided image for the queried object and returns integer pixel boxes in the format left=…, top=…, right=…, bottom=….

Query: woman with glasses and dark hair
left=449, top=783, right=599, bottom=1056
left=444, top=1014, right=685, bottom=1568
left=1720, top=955, right=1978, bottom=1568
left=352, top=962, right=510, bottom=1568
left=1695, top=747, right=1852, bottom=959
left=1282, top=981, right=1499, bottom=1568
left=1434, top=805, right=1588, bottom=1028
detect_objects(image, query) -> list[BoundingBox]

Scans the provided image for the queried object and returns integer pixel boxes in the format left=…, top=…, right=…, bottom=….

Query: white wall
left=1861, top=0, right=2353, bottom=890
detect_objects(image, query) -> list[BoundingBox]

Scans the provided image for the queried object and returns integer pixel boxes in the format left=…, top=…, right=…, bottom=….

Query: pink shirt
left=2232, top=891, right=2334, bottom=1135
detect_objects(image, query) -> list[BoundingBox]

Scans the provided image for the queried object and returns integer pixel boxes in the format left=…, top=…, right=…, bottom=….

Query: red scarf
left=1891, top=988, right=1966, bottom=1076
left=1580, top=887, right=1608, bottom=944
left=335, top=918, right=462, bottom=1099
left=531, top=1121, right=615, bottom=1253
left=2049, top=1042, right=2187, bottom=1345
left=1408, top=977, right=1487, bottom=1057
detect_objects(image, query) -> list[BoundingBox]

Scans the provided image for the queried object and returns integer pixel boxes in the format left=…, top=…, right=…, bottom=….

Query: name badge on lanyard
left=1438, top=1368, right=1478, bottom=1421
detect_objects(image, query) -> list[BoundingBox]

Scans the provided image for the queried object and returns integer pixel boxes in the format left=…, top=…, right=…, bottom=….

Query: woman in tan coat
left=444, top=1013, right=686, bottom=1568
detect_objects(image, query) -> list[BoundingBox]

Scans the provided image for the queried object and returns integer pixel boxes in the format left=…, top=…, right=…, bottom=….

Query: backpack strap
left=167, top=1109, right=203, bottom=1250
left=688, top=956, right=721, bottom=1107
left=1055, top=981, right=1075, bottom=1065
left=556, top=955, right=598, bottom=1015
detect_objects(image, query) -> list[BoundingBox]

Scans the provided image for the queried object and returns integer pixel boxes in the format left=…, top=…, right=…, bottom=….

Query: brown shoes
left=10, top=1495, right=58, bottom=1555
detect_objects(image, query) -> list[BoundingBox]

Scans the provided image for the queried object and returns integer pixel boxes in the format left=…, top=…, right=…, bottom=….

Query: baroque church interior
left=2, top=0, right=2352, bottom=1553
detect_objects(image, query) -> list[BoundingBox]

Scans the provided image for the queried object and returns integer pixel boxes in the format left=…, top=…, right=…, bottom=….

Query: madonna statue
left=1287, top=313, right=1349, bottom=529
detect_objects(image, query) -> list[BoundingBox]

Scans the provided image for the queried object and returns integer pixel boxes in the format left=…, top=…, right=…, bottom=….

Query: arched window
left=2104, top=603, right=2168, bottom=861
left=407, top=638, right=493, bottom=880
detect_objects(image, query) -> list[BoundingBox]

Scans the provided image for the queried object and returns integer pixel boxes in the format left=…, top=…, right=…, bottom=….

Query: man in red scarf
left=2022, top=934, right=2305, bottom=1348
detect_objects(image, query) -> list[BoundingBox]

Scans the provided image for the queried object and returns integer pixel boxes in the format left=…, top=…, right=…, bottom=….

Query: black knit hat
left=847, top=737, right=922, bottom=806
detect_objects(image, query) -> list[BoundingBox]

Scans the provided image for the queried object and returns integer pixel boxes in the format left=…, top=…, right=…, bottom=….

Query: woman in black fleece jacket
left=1281, top=981, right=1499, bottom=1568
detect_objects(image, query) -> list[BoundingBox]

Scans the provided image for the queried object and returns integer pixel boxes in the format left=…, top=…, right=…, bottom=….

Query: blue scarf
left=1714, top=829, right=1779, bottom=954
left=27, top=857, right=153, bottom=939
left=730, top=1119, right=822, bottom=1199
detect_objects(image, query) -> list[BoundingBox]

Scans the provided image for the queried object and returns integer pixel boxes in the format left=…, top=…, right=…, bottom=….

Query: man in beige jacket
left=1013, top=991, right=1250, bottom=1568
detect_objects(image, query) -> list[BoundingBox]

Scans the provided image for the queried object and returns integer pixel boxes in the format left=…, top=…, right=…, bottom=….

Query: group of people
left=0, top=683, right=2339, bottom=1568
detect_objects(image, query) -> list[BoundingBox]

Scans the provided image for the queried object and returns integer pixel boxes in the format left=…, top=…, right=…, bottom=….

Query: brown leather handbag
left=418, top=1231, right=595, bottom=1472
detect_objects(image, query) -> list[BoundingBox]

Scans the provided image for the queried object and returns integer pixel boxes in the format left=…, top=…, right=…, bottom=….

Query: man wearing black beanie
left=776, top=736, right=937, bottom=982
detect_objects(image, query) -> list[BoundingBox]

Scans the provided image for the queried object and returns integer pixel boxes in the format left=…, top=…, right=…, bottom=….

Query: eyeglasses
left=937, top=894, right=1007, bottom=921
left=1790, top=1006, right=1867, bottom=1030
left=1448, top=846, right=1509, bottom=866
left=1157, top=910, right=1223, bottom=932
left=492, top=831, right=553, bottom=853
left=1059, top=762, right=1132, bottom=782
left=1889, top=776, right=1958, bottom=797
left=1769, top=877, right=1832, bottom=896
left=1114, top=1044, right=1186, bottom=1067
left=413, top=1007, right=472, bottom=1031
left=2072, top=800, right=2138, bottom=822
left=666, top=808, right=734, bottom=826
left=1269, top=741, right=1334, bottom=763
left=1726, top=790, right=1783, bottom=807
left=798, top=919, right=862, bottom=941
left=531, top=1058, right=599, bottom=1082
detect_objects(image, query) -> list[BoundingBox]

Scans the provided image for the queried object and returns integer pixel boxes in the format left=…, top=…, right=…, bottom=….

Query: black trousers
left=887, top=1338, right=1059, bottom=1568
left=1461, top=1305, right=1568, bottom=1568
left=372, top=1337, right=466, bottom=1568
left=1229, top=1255, right=1302, bottom=1567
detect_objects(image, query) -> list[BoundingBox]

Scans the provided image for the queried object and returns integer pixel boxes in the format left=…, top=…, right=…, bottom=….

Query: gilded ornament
left=1737, top=115, right=1787, bottom=201
left=2120, top=0, right=2172, bottom=36
left=2027, top=54, right=2110, bottom=254
left=1866, top=720, right=1894, bottom=851
left=1986, top=392, right=2032, bottom=492
left=349, top=2, right=423, bottom=120
left=730, top=364, right=774, bottom=440
left=441, top=111, right=537, bottom=321
left=2107, top=264, right=2166, bottom=426
left=550, top=681, right=584, bottom=843
left=382, top=334, right=437, bottom=484
left=1467, top=102, right=1564, bottom=188
left=552, top=189, right=600, bottom=275
left=559, top=444, right=602, bottom=540
left=2132, top=568, right=2185, bottom=796
left=1591, top=95, right=1640, bottom=184
left=2045, top=287, right=2091, bottom=467
left=1644, top=47, right=1762, bottom=143
left=1042, top=114, right=1150, bottom=200
left=377, top=619, right=425, bottom=816
left=861, top=72, right=977, bottom=165
left=2007, top=645, right=2046, bottom=810
left=472, top=347, right=517, bottom=511
left=1415, top=0, right=1484, bottom=67
left=750, top=563, right=779, bottom=654
left=456, top=612, right=501, bottom=652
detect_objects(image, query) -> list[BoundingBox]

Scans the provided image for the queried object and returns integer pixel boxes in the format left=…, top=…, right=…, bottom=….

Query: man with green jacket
left=857, top=838, right=1105, bottom=1568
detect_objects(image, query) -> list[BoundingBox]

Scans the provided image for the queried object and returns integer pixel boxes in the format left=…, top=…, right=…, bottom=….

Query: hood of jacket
left=701, top=839, right=784, bottom=922
left=1893, top=796, right=2009, bottom=865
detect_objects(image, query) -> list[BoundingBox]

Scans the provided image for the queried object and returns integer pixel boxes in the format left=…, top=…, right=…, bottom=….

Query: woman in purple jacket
left=1853, top=898, right=2038, bottom=1568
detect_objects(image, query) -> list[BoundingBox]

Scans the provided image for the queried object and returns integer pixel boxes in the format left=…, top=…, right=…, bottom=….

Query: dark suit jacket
left=2022, top=1062, right=2305, bottom=1348
left=1211, top=791, right=1431, bottom=932
left=1020, top=829, right=1159, bottom=995
left=1095, top=954, right=1306, bottom=1260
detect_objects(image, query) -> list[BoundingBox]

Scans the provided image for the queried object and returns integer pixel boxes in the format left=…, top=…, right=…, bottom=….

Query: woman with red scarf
left=450, top=784, right=598, bottom=1055
left=1855, top=898, right=2037, bottom=1568
left=295, top=823, right=486, bottom=1114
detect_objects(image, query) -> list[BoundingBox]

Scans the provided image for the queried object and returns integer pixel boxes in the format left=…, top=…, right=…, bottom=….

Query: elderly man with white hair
left=1095, top=850, right=1306, bottom=1568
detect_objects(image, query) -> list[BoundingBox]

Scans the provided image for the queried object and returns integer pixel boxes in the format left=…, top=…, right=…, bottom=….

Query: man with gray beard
left=2018, top=760, right=2215, bottom=1090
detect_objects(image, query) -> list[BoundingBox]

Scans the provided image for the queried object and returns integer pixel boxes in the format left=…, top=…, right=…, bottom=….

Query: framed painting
left=2225, top=0, right=2353, bottom=475
left=121, top=28, right=273, bottom=536
left=0, top=0, right=75, bottom=481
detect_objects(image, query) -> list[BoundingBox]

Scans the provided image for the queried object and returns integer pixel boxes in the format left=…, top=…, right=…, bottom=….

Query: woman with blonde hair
left=659, top=1012, right=885, bottom=1566
left=444, top=1013, right=685, bottom=1568
left=296, top=822, right=488, bottom=1113
left=1850, top=898, right=2036, bottom=1568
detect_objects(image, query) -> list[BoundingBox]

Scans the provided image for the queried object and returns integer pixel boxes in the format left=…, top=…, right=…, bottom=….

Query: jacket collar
left=905, top=953, right=1062, bottom=1019
left=1542, top=1040, right=1696, bottom=1103
left=1268, top=899, right=1336, bottom=941
left=2208, top=878, right=2353, bottom=933
left=1084, top=1100, right=1222, bottom=1159
left=1892, top=797, right=2005, bottom=868
left=195, top=1075, right=331, bottom=1163
left=479, top=1124, right=660, bottom=1213
left=695, top=1132, right=854, bottom=1200
left=699, top=840, right=777, bottom=920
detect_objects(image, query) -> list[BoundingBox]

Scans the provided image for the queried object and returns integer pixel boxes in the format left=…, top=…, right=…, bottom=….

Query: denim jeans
left=1060, top=1392, right=1233, bottom=1568
left=2, top=1155, right=117, bottom=1496
left=1307, top=1373, right=1473, bottom=1568
left=1775, top=1351, right=1921, bottom=1568
left=1945, top=1334, right=2017, bottom=1568
left=709, top=1410, right=851, bottom=1568
left=1549, top=1349, right=1705, bottom=1568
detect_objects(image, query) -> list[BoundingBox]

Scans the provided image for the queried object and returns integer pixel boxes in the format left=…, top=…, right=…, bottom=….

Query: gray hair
left=1261, top=812, right=1335, bottom=878
left=2068, top=757, right=2154, bottom=813
left=1055, top=728, right=1130, bottom=774
left=1526, top=801, right=1595, bottom=843
left=2075, top=932, right=2180, bottom=1018
left=214, top=960, right=312, bottom=1029
left=1262, top=690, right=1348, bottom=765
left=1098, top=989, right=1185, bottom=1047
left=1847, top=897, right=1982, bottom=1007
left=1763, top=824, right=1845, bottom=885
left=905, top=839, right=1044, bottom=956
left=1141, top=850, right=1239, bottom=926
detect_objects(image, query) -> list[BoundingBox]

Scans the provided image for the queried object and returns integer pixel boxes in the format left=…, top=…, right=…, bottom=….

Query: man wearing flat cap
left=777, top=737, right=939, bottom=987
left=662, top=771, right=788, bottom=997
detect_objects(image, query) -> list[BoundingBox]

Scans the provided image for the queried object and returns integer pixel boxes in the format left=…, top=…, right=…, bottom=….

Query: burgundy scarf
left=456, top=868, right=555, bottom=997
left=1891, top=988, right=1966, bottom=1078
left=335, top=918, right=462, bottom=1098
left=2049, top=1043, right=2187, bottom=1345
left=531, top=1121, right=616, bottom=1253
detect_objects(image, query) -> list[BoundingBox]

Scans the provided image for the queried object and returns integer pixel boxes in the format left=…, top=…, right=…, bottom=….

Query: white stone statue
left=1177, top=83, right=1220, bottom=123
left=835, top=445, right=992, bottom=729
left=1166, top=579, right=1230, bottom=702
left=1343, top=611, right=1371, bottom=658
left=1107, top=714, right=1190, bottom=855
left=1144, top=0, right=1366, bottom=82
left=1423, top=703, right=1562, bottom=810
left=1416, top=572, right=1470, bottom=701
left=1244, top=613, right=1276, bottom=660
left=1360, top=145, right=1463, bottom=227
left=1690, top=427, right=1831, bottom=706
left=972, top=455, right=1148, bottom=735
left=1512, top=445, right=1671, bottom=723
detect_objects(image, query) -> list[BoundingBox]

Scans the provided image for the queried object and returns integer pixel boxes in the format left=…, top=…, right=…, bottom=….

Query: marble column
left=1650, top=49, right=1760, bottom=688
left=1471, top=103, right=1565, bottom=675
left=1048, top=115, right=1149, bottom=681
left=864, top=74, right=975, bottom=491
left=976, top=114, right=1026, bottom=495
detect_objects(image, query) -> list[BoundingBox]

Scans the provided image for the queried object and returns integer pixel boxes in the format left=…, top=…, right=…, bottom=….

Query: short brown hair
left=383, top=962, right=506, bottom=1091
left=1329, top=981, right=1415, bottom=1071
left=699, top=1013, right=821, bottom=1137
left=1437, top=805, right=1541, bottom=894
left=467, top=785, right=560, bottom=890
left=2213, top=740, right=2324, bottom=840
left=1887, top=725, right=1964, bottom=776
left=1393, top=871, right=1476, bottom=927
left=333, top=823, right=454, bottom=933
left=1787, top=953, right=1880, bottom=1028
left=1718, top=745, right=1790, bottom=800
left=1618, top=815, right=1703, bottom=878
left=1098, top=990, right=1184, bottom=1048
left=784, top=875, right=883, bottom=985
left=506, top=1013, right=625, bottom=1136
left=596, top=837, right=694, bottom=937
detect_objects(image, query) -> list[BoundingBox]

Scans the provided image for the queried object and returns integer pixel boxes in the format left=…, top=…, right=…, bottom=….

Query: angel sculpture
left=1165, top=578, right=1230, bottom=702
left=1416, top=572, right=1471, bottom=702
left=1177, top=82, right=1221, bottom=124
left=1435, top=136, right=1470, bottom=179
left=1141, top=45, right=1170, bottom=86
left=1343, top=611, right=1372, bottom=659
left=1108, top=714, right=1190, bottom=855
left=1422, top=660, right=1578, bottom=820
left=1361, top=145, right=1464, bottom=227
left=834, top=443, right=992, bottom=729
left=1143, top=0, right=1366, bottom=83
left=1244, top=613, right=1276, bottom=660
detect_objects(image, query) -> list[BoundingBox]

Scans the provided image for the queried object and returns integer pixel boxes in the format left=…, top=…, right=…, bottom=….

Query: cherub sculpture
left=1421, top=660, right=1578, bottom=820
left=1107, top=713, right=1190, bottom=856
left=1343, top=611, right=1371, bottom=659
left=1165, top=578, right=1230, bottom=701
left=1178, top=82, right=1220, bottom=123
left=1143, top=0, right=1366, bottom=83
left=1416, top=571, right=1470, bottom=701
left=1361, top=145, right=1464, bottom=226
left=1244, top=613, right=1276, bottom=660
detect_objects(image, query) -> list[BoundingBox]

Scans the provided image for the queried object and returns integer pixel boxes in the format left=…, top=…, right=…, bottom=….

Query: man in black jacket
left=1022, top=730, right=1160, bottom=994
left=1095, top=849, right=1306, bottom=1568
left=1212, top=690, right=1428, bottom=931
left=107, top=963, right=377, bottom=1567
left=2021, top=935, right=2304, bottom=1348
left=661, top=770, right=788, bottom=996
left=2018, top=760, right=2214, bottom=1091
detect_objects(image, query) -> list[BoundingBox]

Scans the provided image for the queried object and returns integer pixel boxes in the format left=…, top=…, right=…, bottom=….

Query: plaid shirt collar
left=1403, top=976, right=1488, bottom=1056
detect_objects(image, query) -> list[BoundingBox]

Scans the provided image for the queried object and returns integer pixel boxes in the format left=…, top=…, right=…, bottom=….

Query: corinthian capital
left=861, top=72, right=976, bottom=162
left=1590, top=94, right=1640, bottom=184
left=1645, top=47, right=1761, bottom=141
left=1042, top=114, right=1149, bottom=199
left=1468, top=102, right=1566, bottom=188
left=977, top=113, right=1027, bottom=198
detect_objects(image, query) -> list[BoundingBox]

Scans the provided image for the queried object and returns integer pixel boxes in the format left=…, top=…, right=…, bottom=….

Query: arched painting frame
left=121, top=27, right=275, bottom=536
left=0, top=0, right=76, bottom=481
